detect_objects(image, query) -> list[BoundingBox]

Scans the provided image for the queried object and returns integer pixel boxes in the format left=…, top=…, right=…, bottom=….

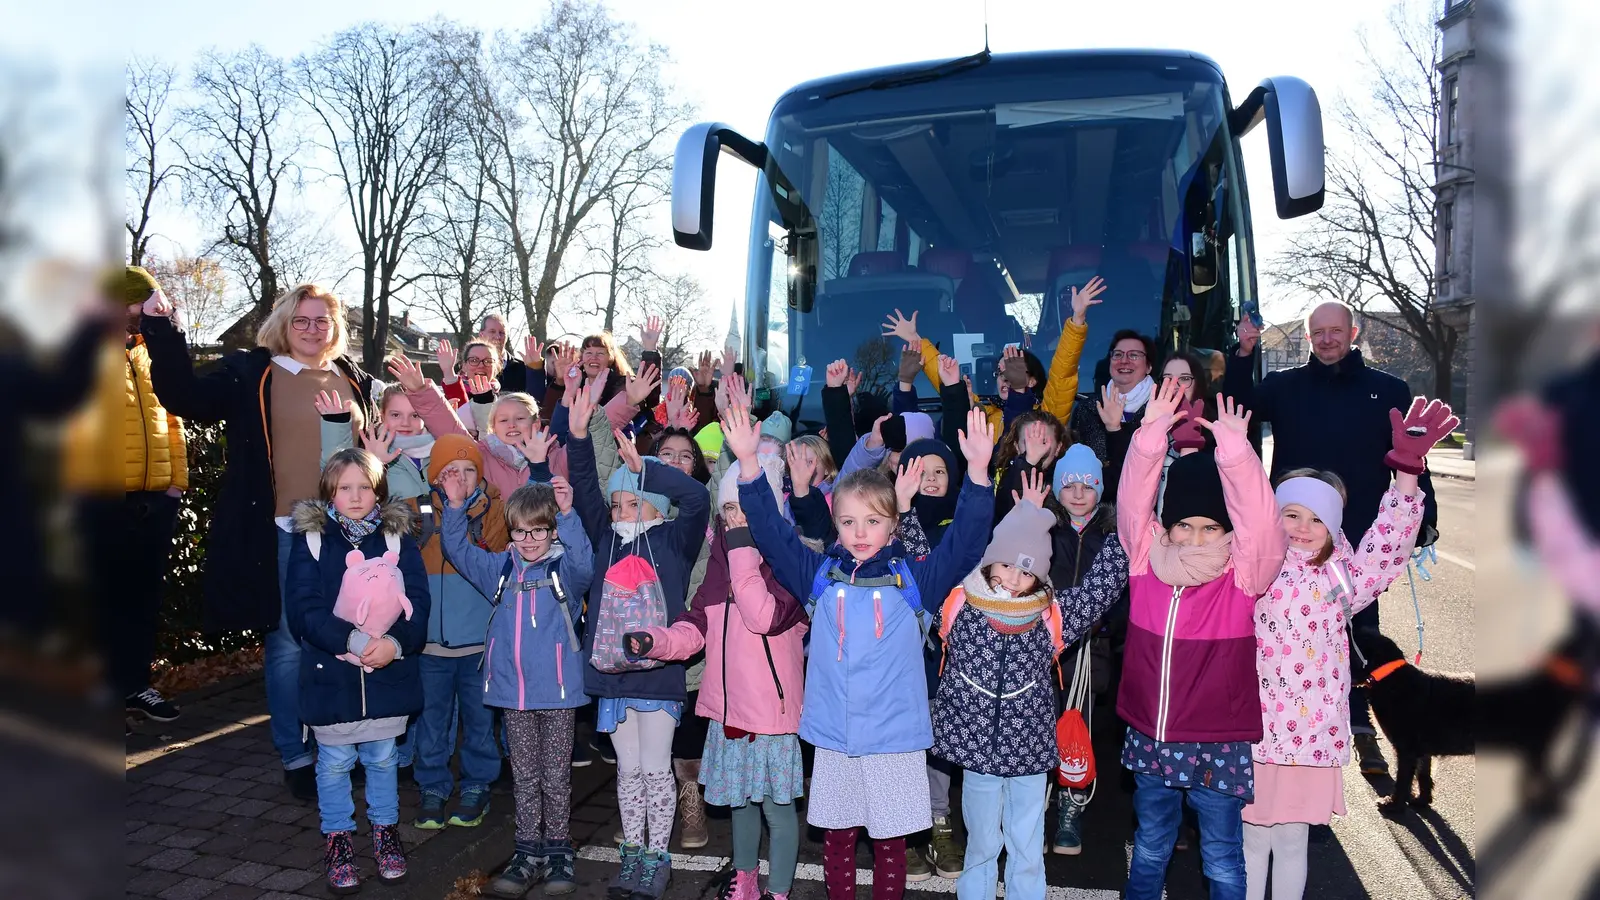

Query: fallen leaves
left=151, top=645, right=264, bottom=696
left=445, top=870, right=490, bottom=899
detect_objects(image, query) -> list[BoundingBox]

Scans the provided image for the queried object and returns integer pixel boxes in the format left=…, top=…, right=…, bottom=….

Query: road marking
left=575, top=845, right=1123, bottom=899
left=1433, top=548, right=1476, bottom=571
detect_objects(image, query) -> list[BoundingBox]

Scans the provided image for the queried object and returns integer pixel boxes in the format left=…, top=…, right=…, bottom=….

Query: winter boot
left=675, top=759, right=709, bottom=849
left=717, top=868, right=759, bottom=900
left=608, top=841, right=646, bottom=900
left=323, top=831, right=361, bottom=895
left=372, top=823, right=408, bottom=883
left=543, top=840, right=577, bottom=895
left=489, top=845, right=548, bottom=898
left=928, top=815, right=965, bottom=878
left=1052, top=793, right=1083, bottom=855
left=629, top=849, right=672, bottom=900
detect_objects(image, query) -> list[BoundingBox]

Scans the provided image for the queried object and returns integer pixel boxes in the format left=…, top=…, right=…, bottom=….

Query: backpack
left=807, top=557, right=928, bottom=646
left=1056, top=638, right=1097, bottom=792
left=306, top=530, right=400, bottom=561
left=590, top=543, right=669, bottom=675
left=936, top=585, right=1067, bottom=677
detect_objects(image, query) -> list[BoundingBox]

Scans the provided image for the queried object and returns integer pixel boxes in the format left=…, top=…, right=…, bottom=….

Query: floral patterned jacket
left=1252, top=484, right=1425, bottom=767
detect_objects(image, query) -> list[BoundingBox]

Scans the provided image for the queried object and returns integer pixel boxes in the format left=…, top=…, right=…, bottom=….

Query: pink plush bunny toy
left=332, top=550, right=414, bottom=673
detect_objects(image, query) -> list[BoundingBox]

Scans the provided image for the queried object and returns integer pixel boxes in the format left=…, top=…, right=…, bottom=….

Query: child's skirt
left=1242, top=761, right=1346, bottom=826
left=806, top=748, right=931, bottom=839
left=701, top=728, right=805, bottom=808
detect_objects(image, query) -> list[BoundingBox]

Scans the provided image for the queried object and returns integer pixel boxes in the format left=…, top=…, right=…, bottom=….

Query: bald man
left=1224, top=300, right=1439, bottom=779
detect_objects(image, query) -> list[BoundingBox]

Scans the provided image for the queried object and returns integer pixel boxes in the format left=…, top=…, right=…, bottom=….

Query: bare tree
left=143, top=255, right=241, bottom=342
left=595, top=163, right=668, bottom=332
left=126, top=58, right=182, bottom=267
left=1268, top=0, right=1459, bottom=401
left=180, top=45, right=302, bottom=329
left=494, top=0, right=690, bottom=340
left=298, top=22, right=460, bottom=371
left=626, top=272, right=715, bottom=370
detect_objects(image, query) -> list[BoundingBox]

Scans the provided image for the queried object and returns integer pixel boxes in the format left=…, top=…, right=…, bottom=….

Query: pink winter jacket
left=1116, top=417, right=1288, bottom=744
left=409, top=381, right=634, bottom=501
left=645, top=530, right=808, bottom=736
left=1252, top=484, right=1425, bottom=767
left=1525, top=472, right=1600, bottom=615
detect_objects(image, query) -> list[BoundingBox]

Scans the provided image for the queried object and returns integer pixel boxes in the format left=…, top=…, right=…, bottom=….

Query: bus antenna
left=982, top=0, right=990, bottom=52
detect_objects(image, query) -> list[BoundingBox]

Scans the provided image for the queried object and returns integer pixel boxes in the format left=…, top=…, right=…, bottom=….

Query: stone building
left=1435, top=0, right=1479, bottom=453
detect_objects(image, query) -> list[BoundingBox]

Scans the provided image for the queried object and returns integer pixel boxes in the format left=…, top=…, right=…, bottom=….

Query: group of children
left=279, top=305, right=1456, bottom=900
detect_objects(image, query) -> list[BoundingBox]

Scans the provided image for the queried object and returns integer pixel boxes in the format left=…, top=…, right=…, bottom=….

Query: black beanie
left=1160, top=451, right=1233, bottom=532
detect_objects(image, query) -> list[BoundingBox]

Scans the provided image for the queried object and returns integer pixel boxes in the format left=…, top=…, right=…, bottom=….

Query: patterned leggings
left=504, top=708, right=577, bottom=851
left=823, top=827, right=906, bottom=900
left=612, top=708, right=678, bottom=852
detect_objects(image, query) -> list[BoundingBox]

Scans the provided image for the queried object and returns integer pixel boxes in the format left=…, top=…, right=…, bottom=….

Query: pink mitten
left=1493, top=396, right=1563, bottom=473
left=1383, top=397, right=1459, bottom=475
left=1169, top=399, right=1207, bottom=452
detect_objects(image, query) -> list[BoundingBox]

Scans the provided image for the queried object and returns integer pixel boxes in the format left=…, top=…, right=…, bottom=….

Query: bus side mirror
left=671, top=122, right=768, bottom=251
left=1232, top=77, right=1325, bottom=219
left=1189, top=231, right=1217, bottom=292
left=787, top=226, right=818, bottom=314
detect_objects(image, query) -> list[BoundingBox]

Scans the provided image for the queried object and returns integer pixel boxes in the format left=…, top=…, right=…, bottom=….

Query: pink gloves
left=1169, top=399, right=1208, bottom=452
left=1384, top=397, right=1460, bottom=475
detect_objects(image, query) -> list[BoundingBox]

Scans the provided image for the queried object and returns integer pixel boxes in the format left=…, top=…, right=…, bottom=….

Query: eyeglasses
left=1109, top=350, right=1147, bottom=362
left=510, top=526, right=552, bottom=541
left=292, top=316, right=335, bottom=333
left=1166, top=374, right=1195, bottom=385
left=464, top=355, right=494, bottom=367
left=657, top=450, right=696, bottom=465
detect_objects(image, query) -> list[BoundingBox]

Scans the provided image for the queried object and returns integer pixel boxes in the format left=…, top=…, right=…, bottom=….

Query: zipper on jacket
left=484, top=638, right=495, bottom=693
left=129, top=354, right=152, bottom=492
left=359, top=668, right=367, bottom=719
left=515, top=588, right=526, bottom=709
left=1155, top=585, right=1183, bottom=742
left=989, top=627, right=1010, bottom=759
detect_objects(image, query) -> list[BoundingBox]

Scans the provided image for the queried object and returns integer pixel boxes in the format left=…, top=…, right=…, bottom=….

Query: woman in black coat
left=140, top=284, right=374, bottom=798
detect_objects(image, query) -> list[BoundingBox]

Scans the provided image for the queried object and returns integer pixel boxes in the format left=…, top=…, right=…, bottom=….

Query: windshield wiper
left=822, top=49, right=992, bottom=101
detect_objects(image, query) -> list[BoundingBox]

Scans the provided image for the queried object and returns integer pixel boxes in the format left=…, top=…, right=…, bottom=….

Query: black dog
left=1476, top=624, right=1596, bottom=814
left=1353, top=629, right=1474, bottom=813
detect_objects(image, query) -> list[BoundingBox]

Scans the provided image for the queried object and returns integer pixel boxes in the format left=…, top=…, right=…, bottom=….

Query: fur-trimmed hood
left=290, top=498, right=417, bottom=537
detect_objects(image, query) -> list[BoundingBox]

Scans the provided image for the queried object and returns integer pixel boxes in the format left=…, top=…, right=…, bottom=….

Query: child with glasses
left=438, top=466, right=595, bottom=896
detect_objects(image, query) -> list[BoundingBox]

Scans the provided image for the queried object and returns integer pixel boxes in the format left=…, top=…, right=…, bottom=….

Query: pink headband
left=1274, top=477, right=1344, bottom=540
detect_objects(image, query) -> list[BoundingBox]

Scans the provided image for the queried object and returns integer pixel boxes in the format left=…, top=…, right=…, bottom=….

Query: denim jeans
left=415, top=652, right=500, bottom=798
left=269, top=528, right=313, bottom=770
left=1125, top=774, right=1246, bottom=900
left=957, top=771, right=1047, bottom=900
left=316, top=737, right=400, bottom=833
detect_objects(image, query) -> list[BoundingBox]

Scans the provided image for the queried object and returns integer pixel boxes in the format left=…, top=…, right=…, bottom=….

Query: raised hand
left=559, top=347, right=584, bottom=404
left=1193, top=393, right=1252, bottom=450
left=1141, top=376, right=1188, bottom=428
left=517, top=425, right=557, bottom=464
left=626, top=363, right=662, bottom=406
left=865, top=413, right=892, bottom=450
left=720, top=405, right=762, bottom=466
left=786, top=441, right=817, bottom=497
left=1097, top=384, right=1126, bottom=432
left=845, top=368, right=862, bottom=396
left=615, top=429, right=645, bottom=473
left=721, top=343, right=738, bottom=380
left=361, top=423, right=401, bottom=464
left=898, top=346, right=923, bottom=385
left=722, top=504, right=748, bottom=529
left=1001, top=345, right=1029, bottom=391
left=550, top=475, right=574, bottom=514
left=938, top=354, right=961, bottom=387
left=568, top=378, right=596, bottom=439
left=825, top=359, right=849, bottom=389
left=724, top=370, right=753, bottom=411
left=1070, top=276, right=1107, bottom=323
left=1169, top=398, right=1208, bottom=451
left=465, top=373, right=497, bottom=397
left=440, top=467, right=470, bottom=507
left=665, top=378, right=690, bottom=427
left=436, top=340, right=459, bottom=383
left=1385, top=397, right=1459, bottom=475
left=1022, top=419, right=1053, bottom=465
left=142, top=289, right=175, bottom=319
left=882, top=308, right=920, bottom=345
left=1236, top=315, right=1261, bottom=357
left=386, top=355, right=426, bottom=393
left=895, top=455, right=924, bottom=513
left=640, top=315, right=662, bottom=353
left=957, top=407, right=995, bottom=481
left=1493, top=395, right=1561, bottom=472
left=313, top=389, right=352, bottom=418
left=695, top=350, right=715, bottom=389
left=1013, top=467, right=1049, bottom=508
left=524, top=335, right=544, bottom=364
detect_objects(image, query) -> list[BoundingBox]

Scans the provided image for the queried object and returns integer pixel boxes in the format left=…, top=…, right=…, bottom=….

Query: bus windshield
left=744, top=54, right=1255, bottom=429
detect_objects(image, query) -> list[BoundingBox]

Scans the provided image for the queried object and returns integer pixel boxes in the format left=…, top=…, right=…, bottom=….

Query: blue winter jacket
left=443, top=503, right=594, bottom=711
left=739, top=468, right=994, bottom=756
left=285, top=500, right=430, bottom=727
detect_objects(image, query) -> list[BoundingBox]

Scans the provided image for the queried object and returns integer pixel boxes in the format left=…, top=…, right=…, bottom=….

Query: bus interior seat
left=809, top=250, right=960, bottom=378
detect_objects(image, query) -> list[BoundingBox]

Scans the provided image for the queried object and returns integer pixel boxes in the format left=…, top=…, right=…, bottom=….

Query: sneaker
left=572, top=740, right=593, bottom=768
left=592, top=733, right=617, bottom=765
left=1355, top=733, right=1389, bottom=776
left=629, top=849, right=672, bottom=900
left=608, top=841, right=645, bottom=900
left=284, top=765, right=317, bottom=803
left=450, top=787, right=491, bottom=827
left=415, top=791, right=449, bottom=830
left=543, top=840, right=577, bottom=895
left=125, top=687, right=180, bottom=722
left=372, top=823, right=407, bottom=883
left=490, top=846, right=548, bottom=898
left=677, top=774, right=709, bottom=849
left=323, top=831, right=361, bottom=894
left=927, top=815, right=965, bottom=878
left=718, top=868, right=759, bottom=900
left=1053, top=795, right=1083, bottom=856
left=905, top=844, right=933, bottom=883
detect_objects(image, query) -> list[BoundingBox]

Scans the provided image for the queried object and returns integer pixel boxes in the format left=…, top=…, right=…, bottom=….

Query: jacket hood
left=290, top=498, right=417, bottom=537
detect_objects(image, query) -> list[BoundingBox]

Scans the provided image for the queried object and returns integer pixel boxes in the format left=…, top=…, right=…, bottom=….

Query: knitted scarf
left=330, top=506, right=382, bottom=545
left=960, top=570, right=1050, bottom=628
left=1147, top=532, right=1234, bottom=587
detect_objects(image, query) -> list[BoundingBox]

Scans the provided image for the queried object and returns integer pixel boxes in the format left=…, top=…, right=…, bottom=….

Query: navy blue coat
left=284, top=501, right=430, bottom=727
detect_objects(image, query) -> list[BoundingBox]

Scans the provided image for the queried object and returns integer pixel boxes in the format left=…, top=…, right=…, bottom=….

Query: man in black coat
left=477, top=312, right=527, bottom=395
left=1224, top=300, right=1440, bottom=778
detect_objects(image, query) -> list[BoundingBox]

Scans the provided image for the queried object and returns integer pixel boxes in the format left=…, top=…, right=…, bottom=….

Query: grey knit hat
left=979, top=500, right=1055, bottom=583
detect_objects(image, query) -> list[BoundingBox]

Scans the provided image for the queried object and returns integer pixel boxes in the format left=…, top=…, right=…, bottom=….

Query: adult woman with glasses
left=436, top=338, right=502, bottom=434
left=1066, top=329, right=1158, bottom=504
left=140, top=283, right=375, bottom=802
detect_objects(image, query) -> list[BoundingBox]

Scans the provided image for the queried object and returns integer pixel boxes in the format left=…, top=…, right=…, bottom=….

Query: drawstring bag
left=1056, top=637, right=1097, bottom=791
left=591, top=553, right=668, bottom=674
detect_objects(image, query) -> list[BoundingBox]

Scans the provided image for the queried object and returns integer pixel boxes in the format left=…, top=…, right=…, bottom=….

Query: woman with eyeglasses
left=1100, top=350, right=1215, bottom=512
left=139, top=283, right=375, bottom=802
left=437, top=338, right=502, bottom=427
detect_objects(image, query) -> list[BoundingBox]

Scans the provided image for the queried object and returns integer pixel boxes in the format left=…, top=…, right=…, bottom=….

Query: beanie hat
left=1274, top=476, right=1345, bottom=542
left=900, top=437, right=957, bottom=475
left=607, top=462, right=672, bottom=519
left=668, top=366, right=694, bottom=387
left=428, top=434, right=485, bottom=484
left=854, top=391, right=889, bottom=440
left=1053, top=444, right=1104, bottom=498
left=881, top=411, right=936, bottom=454
left=901, top=412, right=935, bottom=445
left=106, top=266, right=160, bottom=306
left=1160, top=450, right=1233, bottom=532
left=759, top=411, right=793, bottom=445
left=718, top=452, right=784, bottom=514
left=695, top=422, right=725, bottom=458
left=979, top=500, right=1055, bottom=583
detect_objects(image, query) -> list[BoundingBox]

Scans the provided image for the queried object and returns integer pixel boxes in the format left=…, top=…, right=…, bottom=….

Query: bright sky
left=10, top=0, right=1441, bottom=341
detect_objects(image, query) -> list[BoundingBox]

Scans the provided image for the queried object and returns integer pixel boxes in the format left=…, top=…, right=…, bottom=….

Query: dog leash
left=1405, top=545, right=1436, bottom=665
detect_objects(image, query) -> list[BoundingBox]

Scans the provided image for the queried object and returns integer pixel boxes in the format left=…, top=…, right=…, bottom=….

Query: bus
left=670, top=48, right=1324, bottom=428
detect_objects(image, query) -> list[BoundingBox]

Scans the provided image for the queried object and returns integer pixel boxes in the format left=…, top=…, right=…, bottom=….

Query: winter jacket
left=1116, top=417, right=1288, bottom=744
left=284, top=500, right=429, bottom=726
left=140, top=314, right=375, bottom=633
left=569, top=434, right=711, bottom=703
left=741, top=468, right=994, bottom=757
left=1542, top=355, right=1600, bottom=539
left=913, top=319, right=1086, bottom=437
left=1224, top=348, right=1438, bottom=547
left=444, top=503, right=595, bottom=710
left=1253, top=484, right=1424, bottom=767
left=417, top=484, right=510, bottom=653
left=65, top=334, right=189, bottom=493
left=317, top=416, right=432, bottom=501
left=933, top=511, right=1128, bottom=776
left=644, top=525, right=808, bottom=735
